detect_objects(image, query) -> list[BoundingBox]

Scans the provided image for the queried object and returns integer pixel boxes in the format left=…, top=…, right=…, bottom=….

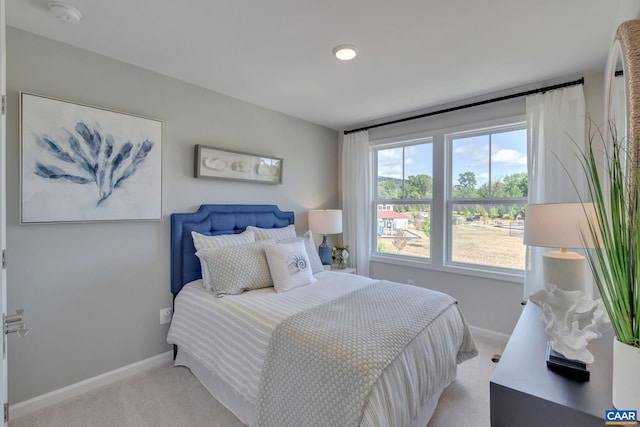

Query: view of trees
left=378, top=171, right=528, bottom=221
left=453, top=172, right=529, bottom=199
left=452, top=171, right=527, bottom=220
left=453, top=171, right=528, bottom=198
left=378, top=171, right=526, bottom=200
left=378, top=175, right=432, bottom=199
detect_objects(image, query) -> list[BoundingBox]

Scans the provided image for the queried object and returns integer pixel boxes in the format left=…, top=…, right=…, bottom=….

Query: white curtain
left=524, top=85, right=586, bottom=298
left=341, top=130, right=372, bottom=277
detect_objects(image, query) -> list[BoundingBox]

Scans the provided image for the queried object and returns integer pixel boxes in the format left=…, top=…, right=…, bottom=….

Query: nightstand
left=323, top=265, right=356, bottom=274
left=490, top=303, right=614, bottom=427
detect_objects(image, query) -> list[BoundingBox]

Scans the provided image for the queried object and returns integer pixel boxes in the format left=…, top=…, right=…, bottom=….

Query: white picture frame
left=20, top=92, right=163, bottom=223
left=194, top=144, right=283, bottom=184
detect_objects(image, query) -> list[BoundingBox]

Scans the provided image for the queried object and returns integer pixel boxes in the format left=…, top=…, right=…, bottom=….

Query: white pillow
left=197, top=241, right=273, bottom=297
left=264, top=240, right=317, bottom=293
left=248, top=224, right=296, bottom=241
left=278, top=230, right=324, bottom=274
left=191, top=229, right=256, bottom=290
left=192, top=229, right=255, bottom=251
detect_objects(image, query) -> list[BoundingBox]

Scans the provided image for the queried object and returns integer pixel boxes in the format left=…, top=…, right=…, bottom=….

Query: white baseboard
left=469, top=325, right=510, bottom=344
left=9, top=350, right=174, bottom=420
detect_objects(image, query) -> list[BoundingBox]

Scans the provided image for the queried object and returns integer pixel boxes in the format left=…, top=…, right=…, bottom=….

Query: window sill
left=369, top=254, right=524, bottom=284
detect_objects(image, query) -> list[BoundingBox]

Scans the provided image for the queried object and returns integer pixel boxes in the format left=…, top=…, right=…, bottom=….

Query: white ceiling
left=6, top=0, right=636, bottom=130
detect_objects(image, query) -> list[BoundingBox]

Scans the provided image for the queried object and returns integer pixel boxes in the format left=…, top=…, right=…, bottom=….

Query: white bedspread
left=167, top=271, right=476, bottom=427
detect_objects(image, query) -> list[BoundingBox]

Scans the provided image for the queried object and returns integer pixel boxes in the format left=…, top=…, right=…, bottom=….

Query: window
left=374, top=139, right=433, bottom=259
left=448, top=125, right=527, bottom=272
left=371, top=118, right=528, bottom=278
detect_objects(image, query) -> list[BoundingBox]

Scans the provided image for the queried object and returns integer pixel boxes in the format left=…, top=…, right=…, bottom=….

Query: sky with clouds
left=378, top=129, right=527, bottom=187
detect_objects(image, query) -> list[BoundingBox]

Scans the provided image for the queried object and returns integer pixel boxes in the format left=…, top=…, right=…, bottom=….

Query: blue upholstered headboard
left=170, top=204, right=295, bottom=295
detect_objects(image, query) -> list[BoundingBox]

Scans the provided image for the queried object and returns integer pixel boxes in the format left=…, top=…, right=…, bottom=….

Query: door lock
left=4, top=309, right=28, bottom=337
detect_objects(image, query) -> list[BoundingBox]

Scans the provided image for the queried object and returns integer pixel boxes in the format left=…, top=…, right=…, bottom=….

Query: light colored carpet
left=10, top=336, right=504, bottom=427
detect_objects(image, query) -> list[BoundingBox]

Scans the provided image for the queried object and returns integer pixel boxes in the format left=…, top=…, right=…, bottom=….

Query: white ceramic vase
left=612, top=338, right=640, bottom=411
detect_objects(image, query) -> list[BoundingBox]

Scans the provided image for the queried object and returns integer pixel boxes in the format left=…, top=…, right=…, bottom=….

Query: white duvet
left=167, top=271, right=474, bottom=427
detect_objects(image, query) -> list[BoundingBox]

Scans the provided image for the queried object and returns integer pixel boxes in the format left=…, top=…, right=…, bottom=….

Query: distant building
left=377, top=209, right=409, bottom=236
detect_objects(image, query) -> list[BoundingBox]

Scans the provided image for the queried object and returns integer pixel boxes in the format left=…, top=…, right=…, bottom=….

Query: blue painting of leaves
left=33, top=122, right=155, bottom=206
left=34, top=163, right=93, bottom=184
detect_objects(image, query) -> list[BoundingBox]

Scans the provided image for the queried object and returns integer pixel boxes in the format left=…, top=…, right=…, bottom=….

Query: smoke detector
left=48, top=2, right=82, bottom=24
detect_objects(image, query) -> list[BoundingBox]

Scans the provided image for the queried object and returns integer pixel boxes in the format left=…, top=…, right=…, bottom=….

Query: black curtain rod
left=343, top=77, right=585, bottom=135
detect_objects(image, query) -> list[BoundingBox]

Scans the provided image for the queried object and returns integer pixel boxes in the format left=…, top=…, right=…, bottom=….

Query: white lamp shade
left=308, top=209, right=343, bottom=235
left=524, top=202, right=598, bottom=249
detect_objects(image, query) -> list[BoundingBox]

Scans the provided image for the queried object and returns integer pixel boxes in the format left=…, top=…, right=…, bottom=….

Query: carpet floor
left=10, top=335, right=504, bottom=427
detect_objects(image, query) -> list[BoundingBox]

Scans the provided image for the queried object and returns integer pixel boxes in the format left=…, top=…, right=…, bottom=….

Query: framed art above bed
left=20, top=92, right=163, bottom=223
left=194, top=145, right=283, bottom=184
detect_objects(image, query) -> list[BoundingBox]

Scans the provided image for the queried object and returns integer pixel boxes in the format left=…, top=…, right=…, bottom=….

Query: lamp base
left=318, top=235, right=332, bottom=265
left=546, top=341, right=590, bottom=382
left=543, top=250, right=586, bottom=293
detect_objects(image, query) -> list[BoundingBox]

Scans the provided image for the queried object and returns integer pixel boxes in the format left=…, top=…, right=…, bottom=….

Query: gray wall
left=5, top=28, right=338, bottom=404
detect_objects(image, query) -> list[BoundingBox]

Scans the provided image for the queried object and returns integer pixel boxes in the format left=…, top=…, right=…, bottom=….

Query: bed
left=167, top=204, right=477, bottom=427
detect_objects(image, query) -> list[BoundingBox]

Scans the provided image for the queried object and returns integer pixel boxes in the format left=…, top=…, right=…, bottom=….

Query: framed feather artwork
left=19, top=92, right=163, bottom=223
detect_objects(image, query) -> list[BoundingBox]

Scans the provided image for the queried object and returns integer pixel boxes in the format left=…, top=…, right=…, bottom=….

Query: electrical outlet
left=159, top=307, right=173, bottom=325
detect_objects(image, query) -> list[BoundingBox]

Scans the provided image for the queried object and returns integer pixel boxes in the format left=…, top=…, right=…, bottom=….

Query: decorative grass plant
left=577, top=124, right=640, bottom=348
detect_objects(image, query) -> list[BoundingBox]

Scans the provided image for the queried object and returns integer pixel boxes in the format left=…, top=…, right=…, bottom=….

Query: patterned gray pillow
left=191, top=229, right=256, bottom=290
left=197, top=241, right=273, bottom=297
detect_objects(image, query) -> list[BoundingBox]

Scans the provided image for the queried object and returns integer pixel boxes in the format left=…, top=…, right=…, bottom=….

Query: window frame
left=372, top=137, right=434, bottom=262
left=445, top=122, right=528, bottom=274
left=369, top=115, right=527, bottom=283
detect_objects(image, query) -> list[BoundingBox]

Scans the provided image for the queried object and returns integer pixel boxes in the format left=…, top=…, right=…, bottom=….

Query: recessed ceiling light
left=48, top=2, right=82, bottom=24
left=333, top=45, right=358, bottom=61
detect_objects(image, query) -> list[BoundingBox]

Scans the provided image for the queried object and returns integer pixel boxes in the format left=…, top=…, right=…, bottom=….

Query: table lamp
left=524, top=202, right=600, bottom=380
left=308, top=209, right=343, bottom=265
left=524, top=202, right=597, bottom=293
